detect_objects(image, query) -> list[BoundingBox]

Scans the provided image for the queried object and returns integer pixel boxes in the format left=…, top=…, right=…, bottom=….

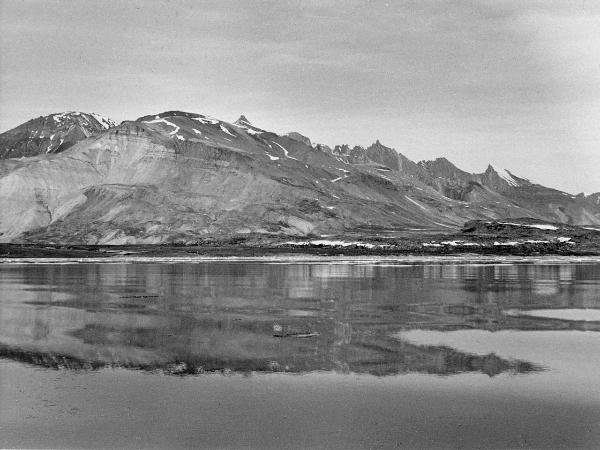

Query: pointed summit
left=232, top=114, right=266, bottom=134
left=234, top=115, right=251, bottom=126
left=483, top=165, right=521, bottom=187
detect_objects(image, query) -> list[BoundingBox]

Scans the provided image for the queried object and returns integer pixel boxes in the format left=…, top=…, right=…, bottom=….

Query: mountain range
left=0, top=110, right=598, bottom=244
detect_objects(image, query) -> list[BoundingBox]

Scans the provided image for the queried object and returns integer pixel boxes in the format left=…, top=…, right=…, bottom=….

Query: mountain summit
left=0, top=112, right=117, bottom=159
left=234, top=115, right=252, bottom=126
left=0, top=109, right=598, bottom=244
left=232, top=114, right=265, bottom=134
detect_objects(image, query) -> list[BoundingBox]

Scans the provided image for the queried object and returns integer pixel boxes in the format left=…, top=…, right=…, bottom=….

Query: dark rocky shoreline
left=3, top=220, right=599, bottom=258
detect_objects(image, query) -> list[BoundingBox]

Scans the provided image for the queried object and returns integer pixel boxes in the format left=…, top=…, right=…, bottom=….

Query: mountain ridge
left=0, top=109, right=598, bottom=244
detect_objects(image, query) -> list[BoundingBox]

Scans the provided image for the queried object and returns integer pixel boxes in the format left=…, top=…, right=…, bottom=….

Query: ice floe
left=504, top=308, right=600, bottom=322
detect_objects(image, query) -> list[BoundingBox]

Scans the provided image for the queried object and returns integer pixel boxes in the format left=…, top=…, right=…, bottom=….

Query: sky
left=1, top=0, right=599, bottom=193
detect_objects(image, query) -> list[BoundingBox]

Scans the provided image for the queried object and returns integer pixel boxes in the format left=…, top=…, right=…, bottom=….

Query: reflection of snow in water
left=504, top=309, right=600, bottom=322
left=393, top=329, right=600, bottom=405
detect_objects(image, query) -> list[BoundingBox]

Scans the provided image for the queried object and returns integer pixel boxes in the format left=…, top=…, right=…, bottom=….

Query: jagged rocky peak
left=332, top=144, right=350, bottom=155
left=232, top=114, right=266, bottom=133
left=234, top=114, right=252, bottom=126
left=420, top=157, right=459, bottom=172
left=369, top=139, right=385, bottom=148
left=314, top=143, right=332, bottom=153
left=286, top=131, right=311, bottom=147
left=365, top=140, right=400, bottom=171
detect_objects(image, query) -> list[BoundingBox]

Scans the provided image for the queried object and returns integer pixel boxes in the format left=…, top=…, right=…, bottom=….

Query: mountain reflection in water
left=1, top=261, right=599, bottom=377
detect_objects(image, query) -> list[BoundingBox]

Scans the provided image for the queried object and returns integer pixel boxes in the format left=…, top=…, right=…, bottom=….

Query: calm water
left=1, top=259, right=599, bottom=448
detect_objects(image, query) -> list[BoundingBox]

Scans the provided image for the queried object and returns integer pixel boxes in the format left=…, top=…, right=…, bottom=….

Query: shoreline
left=2, top=253, right=600, bottom=264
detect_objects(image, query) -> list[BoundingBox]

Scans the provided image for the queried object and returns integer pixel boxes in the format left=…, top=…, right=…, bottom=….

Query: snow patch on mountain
left=405, top=196, right=428, bottom=211
left=284, top=240, right=377, bottom=249
left=142, top=118, right=180, bottom=135
left=220, top=124, right=236, bottom=137
left=90, top=113, right=117, bottom=129
left=500, top=222, right=558, bottom=231
left=192, top=115, right=220, bottom=125
left=497, top=168, right=519, bottom=187
left=273, top=142, right=298, bottom=160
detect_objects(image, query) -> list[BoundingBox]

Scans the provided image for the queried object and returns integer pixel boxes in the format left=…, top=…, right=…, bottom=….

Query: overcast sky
left=1, top=0, right=599, bottom=193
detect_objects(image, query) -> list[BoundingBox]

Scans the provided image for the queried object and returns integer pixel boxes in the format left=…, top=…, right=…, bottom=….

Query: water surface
left=1, top=260, right=599, bottom=448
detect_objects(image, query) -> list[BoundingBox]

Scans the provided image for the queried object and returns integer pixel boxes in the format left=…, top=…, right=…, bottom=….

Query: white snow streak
left=192, top=115, right=220, bottom=125
left=90, top=113, right=117, bottom=129
left=405, top=196, right=428, bottom=211
left=233, top=123, right=265, bottom=135
left=500, top=222, right=558, bottom=231
left=142, top=118, right=180, bottom=135
left=273, top=142, right=298, bottom=160
left=497, top=168, right=519, bottom=187
left=220, top=124, right=236, bottom=137
left=284, top=240, right=377, bottom=249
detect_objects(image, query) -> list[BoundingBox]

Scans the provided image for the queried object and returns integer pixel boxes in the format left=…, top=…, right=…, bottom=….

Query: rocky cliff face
left=0, top=110, right=598, bottom=244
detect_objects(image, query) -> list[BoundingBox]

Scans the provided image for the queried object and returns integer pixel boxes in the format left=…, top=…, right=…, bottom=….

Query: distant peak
left=486, top=164, right=495, bottom=173
left=235, top=115, right=251, bottom=126
left=231, top=114, right=266, bottom=133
